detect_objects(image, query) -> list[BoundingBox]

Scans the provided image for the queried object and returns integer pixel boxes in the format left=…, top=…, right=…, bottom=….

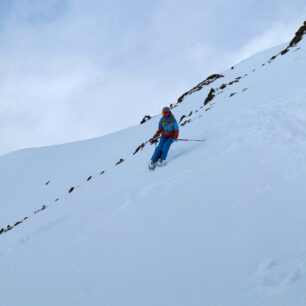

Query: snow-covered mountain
left=1, top=21, right=306, bottom=306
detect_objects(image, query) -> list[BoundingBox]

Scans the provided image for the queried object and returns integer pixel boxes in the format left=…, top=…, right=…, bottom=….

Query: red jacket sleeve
left=156, top=129, right=163, bottom=135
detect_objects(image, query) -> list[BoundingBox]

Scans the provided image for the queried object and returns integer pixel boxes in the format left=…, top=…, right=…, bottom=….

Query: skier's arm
left=155, top=119, right=163, bottom=135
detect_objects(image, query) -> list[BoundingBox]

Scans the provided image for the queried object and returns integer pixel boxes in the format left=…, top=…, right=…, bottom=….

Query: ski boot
left=148, top=161, right=156, bottom=170
left=157, top=159, right=167, bottom=167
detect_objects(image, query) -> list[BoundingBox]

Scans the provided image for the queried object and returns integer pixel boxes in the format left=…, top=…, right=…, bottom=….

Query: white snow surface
left=1, top=39, right=306, bottom=306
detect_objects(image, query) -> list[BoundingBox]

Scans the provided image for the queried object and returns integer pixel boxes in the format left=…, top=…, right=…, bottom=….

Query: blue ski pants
left=151, top=137, right=174, bottom=162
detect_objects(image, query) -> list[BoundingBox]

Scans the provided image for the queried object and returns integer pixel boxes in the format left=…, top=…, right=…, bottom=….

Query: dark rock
left=0, top=228, right=4, bottom=235
left=229, top=92, right=237, bottom=97
left=55, top=198, right=59, bottom=202
left=116, top=158, right=125, bottom=165
left=14, top=221, right=22, bottom=226
left=279, top=21, right=306, bottom=56
left=179, top=115, right=187, bottom=123
left=45, top=181, right=50, bottom=186
left=204, top=88, right=216, bottom=105
left=140, top=115, right=152, bottom=124
left=289, top=21, right=306, bottom=47
left=177, top=74, right=224, bottom=104
left=100, top=171, right=105, bottom=175
left=177, top=92, right=189, bottom=103
left=280, top=48, right=289, bottom=55
left=220, top=84, right=227, bottom=90
left=68, top=187, right=75, bottom=193
left=193, top=85, right=202, bottom=92
left=181, top=120, right=191, bottom=126
left=41, top=204, right=47, bottom=210
left=204, top=74, right=224, bottom=82
left=87, top=176, right=92, bottom=181
left=228, top=78, right=240, bottom=86
left=269, top=55, right=278, bottom=61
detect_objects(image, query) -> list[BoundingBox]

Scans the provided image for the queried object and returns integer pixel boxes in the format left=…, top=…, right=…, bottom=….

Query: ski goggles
left=162, top=111, right=171, bottom=116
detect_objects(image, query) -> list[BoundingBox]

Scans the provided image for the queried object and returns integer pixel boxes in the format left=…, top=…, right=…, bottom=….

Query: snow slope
left=1, top=23, right=306, bottom=306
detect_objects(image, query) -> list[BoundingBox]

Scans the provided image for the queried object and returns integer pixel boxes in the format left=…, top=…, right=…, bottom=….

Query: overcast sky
left=0, top=0, right=305, bottom=155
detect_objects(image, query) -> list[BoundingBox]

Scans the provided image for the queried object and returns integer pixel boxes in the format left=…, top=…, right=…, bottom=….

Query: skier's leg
left=157, top=148, right=164, bottom=160
left=161, top=138, right=174, bottom=160
left=151, top=137, right=167, bottom=162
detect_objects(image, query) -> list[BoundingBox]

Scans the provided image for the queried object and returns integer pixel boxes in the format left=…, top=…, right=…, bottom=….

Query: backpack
left=161, top=115, right=174, bottom=128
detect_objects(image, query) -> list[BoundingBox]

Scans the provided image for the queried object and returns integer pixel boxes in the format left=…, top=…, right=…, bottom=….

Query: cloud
left=227, top=19, right=305, bottom=66
left=0, top=0, right=305, bottom=155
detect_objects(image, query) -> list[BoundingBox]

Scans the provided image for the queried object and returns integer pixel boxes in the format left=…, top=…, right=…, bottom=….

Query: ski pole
left=176, top=138, right=205, bottom=142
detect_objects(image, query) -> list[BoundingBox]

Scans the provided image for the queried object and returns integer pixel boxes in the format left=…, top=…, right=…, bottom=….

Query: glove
left=150, top=134, right=159, bottom=144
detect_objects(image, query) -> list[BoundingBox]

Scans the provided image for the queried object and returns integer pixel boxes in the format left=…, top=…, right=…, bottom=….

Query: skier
left=149, top=107, right=179, bottom=170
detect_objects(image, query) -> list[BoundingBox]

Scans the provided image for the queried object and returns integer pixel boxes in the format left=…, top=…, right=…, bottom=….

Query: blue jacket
left=156, top=114, right=179, bottom=138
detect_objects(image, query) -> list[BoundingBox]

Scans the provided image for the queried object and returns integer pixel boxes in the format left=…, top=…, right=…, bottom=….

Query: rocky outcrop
left=204, top=88, right=216, bottom=105
left=140, top=115, right=152, bottom=124
left=279, top=20, right=306, bottom=56
left=289, top=21, right=306, bottom=47
left=68, top=187, right=75, bottom=193
left=177, top=74, right=224, bottom=104
left=116, top=158, right=125, bottom=165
